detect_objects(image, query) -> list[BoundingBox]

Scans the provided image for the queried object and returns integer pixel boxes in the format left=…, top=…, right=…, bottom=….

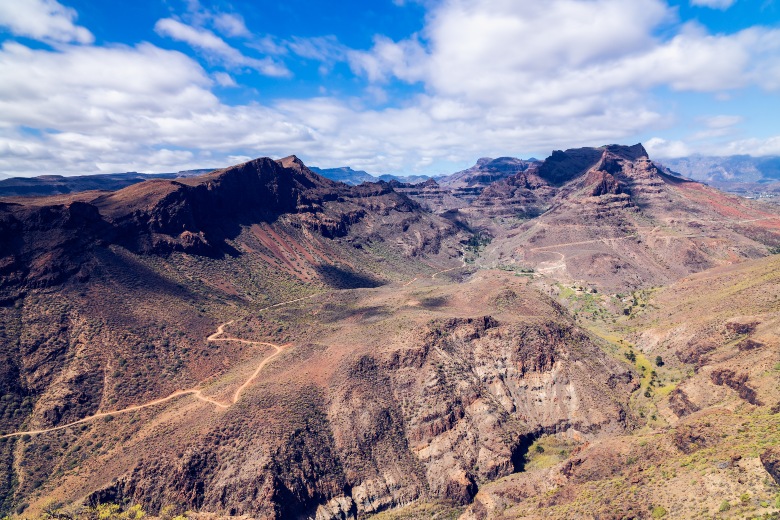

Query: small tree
left=655, top=356, right=664, bottom=367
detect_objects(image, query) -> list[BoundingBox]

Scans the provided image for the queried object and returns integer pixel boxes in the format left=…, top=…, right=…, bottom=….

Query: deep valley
left=1, top=145, right=779, bottom=520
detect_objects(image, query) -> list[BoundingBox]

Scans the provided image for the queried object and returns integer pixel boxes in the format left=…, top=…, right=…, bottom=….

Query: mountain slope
left=476, top=144, right=780, bottom=291
left=0, top=271, right=637, bottom=519
left=461, top=254, right=780, bottom=519
left=0, top=155, right=473, bottom=517
left=1, top=156, right=459, bottom=295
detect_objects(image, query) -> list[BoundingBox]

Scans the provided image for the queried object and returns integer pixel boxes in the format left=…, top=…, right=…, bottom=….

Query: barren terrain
left=1, top=148, right=779, bottom=519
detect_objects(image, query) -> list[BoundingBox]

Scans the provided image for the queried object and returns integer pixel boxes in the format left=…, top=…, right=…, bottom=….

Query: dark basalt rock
left=760, top=447, right=780, bottom=485
left=710, top=369, right=762, bottom=405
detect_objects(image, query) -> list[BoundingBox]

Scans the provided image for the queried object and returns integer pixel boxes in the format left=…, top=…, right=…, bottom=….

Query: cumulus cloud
left=154, top=18, right=289, bottom=77
left=352, top=0, right=780, bottom=103
left=0, top=0, right=92, bottom=44
left=1, top=0, right=780, bottom=177
left=645, top=138, right=693, bottom=158
left=647, top=134, right=780, bottom=159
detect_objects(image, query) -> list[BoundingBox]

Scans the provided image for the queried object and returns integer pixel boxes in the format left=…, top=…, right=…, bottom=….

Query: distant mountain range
left=659, top=155, right=780, bottom=183
left=4, top=153, right=780, bottom=200
left=0, top=169, right=217, bottom=198
left=308, top=166, right=433, bottom=185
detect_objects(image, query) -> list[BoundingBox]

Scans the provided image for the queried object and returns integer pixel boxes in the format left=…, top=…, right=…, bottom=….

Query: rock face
left=710, top=369, right=762, bottom=405
left=761, top=448, right=780, bottom=485
left=440, top=157, right=539, bottom=189
left=403, top=157, right=539, bottom=211
left=468, top=169, right=556, bottom=219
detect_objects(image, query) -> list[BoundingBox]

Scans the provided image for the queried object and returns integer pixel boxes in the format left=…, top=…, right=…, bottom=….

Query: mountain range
left=1, top=144, right=779, bottom=519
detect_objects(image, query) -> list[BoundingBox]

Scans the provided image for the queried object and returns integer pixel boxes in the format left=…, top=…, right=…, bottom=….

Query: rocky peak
left=536, top=143, right=649, bottom=186
left=440, top=157, right=538, bottom=188
left=601, top=143, right=648, bottom=162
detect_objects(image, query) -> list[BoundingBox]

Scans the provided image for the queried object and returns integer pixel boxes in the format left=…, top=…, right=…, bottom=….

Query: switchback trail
left=0, top=294, right=318, bottom=439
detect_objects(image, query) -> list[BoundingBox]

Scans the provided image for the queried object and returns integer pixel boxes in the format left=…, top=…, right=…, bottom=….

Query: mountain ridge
left=2, top=145, right=780, bottom=519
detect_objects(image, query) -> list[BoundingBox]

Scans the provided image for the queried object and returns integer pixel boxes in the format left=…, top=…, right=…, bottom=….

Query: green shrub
left=651, top=506, right=667, bottom=518
left=719, top=500, right=731, bottom=512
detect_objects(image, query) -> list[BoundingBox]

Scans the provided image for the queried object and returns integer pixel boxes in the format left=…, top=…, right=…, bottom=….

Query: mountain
left=473, top=144, right=780, bottom=291
left=439, top=157, right=538, bottom=189
left=376, top=173, right=434, bottom=184
left=463, top=252, right=780, bottom=518
left=2, top=148, right=780, bottom=519
left=659, top=155, right=780, bottom=199
left=660, top=155, right=780, bottom=184
left=0, top=155, right=637, bottom=518
left=308, top=166, right=379, bottom=185
left=0, top=156, right=457, bottom=295
left=0, top=169, right=219, bottom=198
left=309, top=166, right=436, bottom=186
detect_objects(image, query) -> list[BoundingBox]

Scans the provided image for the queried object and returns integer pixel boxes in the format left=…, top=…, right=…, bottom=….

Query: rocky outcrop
left=536, top=147, right=605, bottom=185
left=439, top=158, right=538, bottom=189
left=761, top=447, right=780, bottom=485
left=710, top=369, right=762, bottom=405
left=668, top=387, right=700, bottom=418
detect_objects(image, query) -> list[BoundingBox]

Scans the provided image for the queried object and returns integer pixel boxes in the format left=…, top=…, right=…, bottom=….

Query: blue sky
left=0, top=0, right=779, bottom=177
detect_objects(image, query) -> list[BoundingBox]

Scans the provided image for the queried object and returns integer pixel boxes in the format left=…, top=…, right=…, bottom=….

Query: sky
left=0, top=0, right=779, bottom=177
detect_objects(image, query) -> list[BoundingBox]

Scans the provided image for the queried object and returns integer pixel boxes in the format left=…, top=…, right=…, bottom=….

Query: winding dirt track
left=431, top=259, right=467, bottom=279
left=0, top=296, right=316, bottom=439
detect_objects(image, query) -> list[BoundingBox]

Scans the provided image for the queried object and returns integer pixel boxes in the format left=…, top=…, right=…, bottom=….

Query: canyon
left=0, top=145, right=779, bottom=519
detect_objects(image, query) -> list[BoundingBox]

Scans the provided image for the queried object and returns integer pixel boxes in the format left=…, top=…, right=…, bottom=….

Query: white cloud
left=154, top=18, right=289, bottom=77
left=351, top=0, right=780, bottom=105
left=288, top=36, right=347, bottom=63
left=703, top=136, right=780, bottom=156
left=702, top=115, right=744, bottom=129
left=0, top=0, right=92, bottom=44
left=348, top=35, right=427, bottom=83
left=2, top=0, right=780, bottom=178
left=212, top=13, right=250, bottom=38
left=213, top=72, right=237, bottom=87
left=645, top=138, right=693, bottom=158
left=690, top=0, right=737, bottom=9
left=647, top=134, right=780, bottom=159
